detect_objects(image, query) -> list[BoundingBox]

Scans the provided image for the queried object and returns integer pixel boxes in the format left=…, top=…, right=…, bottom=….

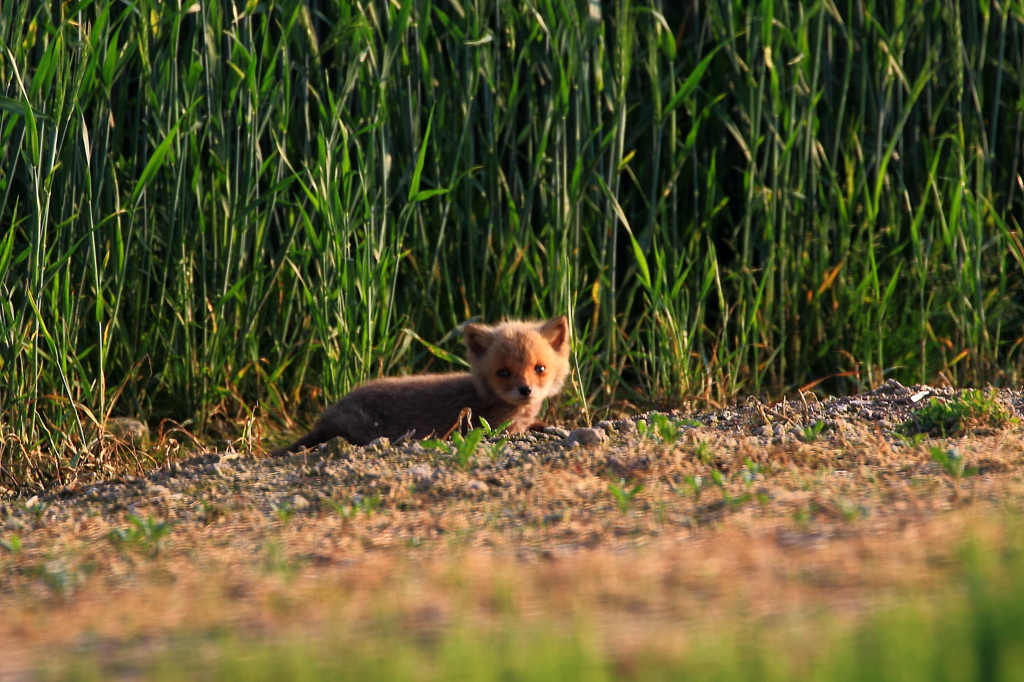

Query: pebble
left=824, top=419, right=845, bottom=431
left=542, top=427, right=569, bottom=438
left=107, top=417, right=149, bottom=445
left=408, top=465, right=433, bottom=481
left=367, top=437, right=390, bottom=449
left=596, top=420, right=616, bottom=434
left=566, top=427, right=608, bottom=446
left=615, top=419, right=637, bottom=434
left=465, top=480, right=489, bottom=495
left=291, top=495, right=310, bottom=510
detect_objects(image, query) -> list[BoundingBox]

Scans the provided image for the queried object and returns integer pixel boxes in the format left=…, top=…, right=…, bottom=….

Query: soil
left=2, top=380, right=1023, bottom=677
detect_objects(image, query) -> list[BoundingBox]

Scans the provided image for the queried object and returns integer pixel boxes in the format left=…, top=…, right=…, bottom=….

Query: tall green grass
left=1, top=0, right=1023, bottom=486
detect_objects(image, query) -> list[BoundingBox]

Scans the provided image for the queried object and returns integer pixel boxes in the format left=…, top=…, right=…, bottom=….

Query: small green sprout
left=710, top=469, right=749, bottom=510
left=270, top=501, right=295, bottom=525
left=479, top=417, right=512, bottom=462
left=895, top=432, right=928, bottom=448
left=323, top=497, right=356, bottom=521
left=930, top=447, right=977, bottom=481
left=107, top=515, right=174, bottom=557
left=650, top=413, right=683, bottom=443
left=802, top=420, right=826, bottom=443
left=450, top=428, right=487, bottom=470
left=423, top=424, right=502, bottom=468
left=693, top=440, right=714, bottom=465
left=743, top=458, right=763, bottom=485
left=679, top=474, right=703, bottom=502
left=838, top=498, right=863, bottom=523
left=479, top=417, right=513, bottom=437
left=358, top=493, right=382, bottom=516
left=0, top=535, right=22, bottom=554
left=324, top=494, right=381, bottom=519
left=608, top=478, right=645, bottom=514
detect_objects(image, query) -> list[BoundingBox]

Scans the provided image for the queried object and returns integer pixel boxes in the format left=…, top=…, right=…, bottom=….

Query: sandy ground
left=2, top=381, right=1023, bottom=678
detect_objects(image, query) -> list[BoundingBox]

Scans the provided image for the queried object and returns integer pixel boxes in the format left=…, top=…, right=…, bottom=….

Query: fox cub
left=272, top=316, right=571, bottom=454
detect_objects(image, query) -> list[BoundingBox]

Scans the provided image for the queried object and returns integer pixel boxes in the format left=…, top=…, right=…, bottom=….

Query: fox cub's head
left=463, top=316, right=571, bottom=406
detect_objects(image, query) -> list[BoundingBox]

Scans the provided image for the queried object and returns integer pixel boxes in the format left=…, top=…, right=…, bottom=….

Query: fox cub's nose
left=518, top=386, right=532, bottom=397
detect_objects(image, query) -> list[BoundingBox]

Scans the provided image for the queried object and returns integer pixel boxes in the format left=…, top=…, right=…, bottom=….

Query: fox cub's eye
left=496, top=369, right=511, bottom=378
left=534, top=365, right=546, bottom=374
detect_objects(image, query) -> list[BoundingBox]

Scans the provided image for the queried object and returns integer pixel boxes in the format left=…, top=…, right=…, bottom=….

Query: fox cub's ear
left=539, top=316, right=569, bottom=353
left=463, top=323, right=492, bottom=357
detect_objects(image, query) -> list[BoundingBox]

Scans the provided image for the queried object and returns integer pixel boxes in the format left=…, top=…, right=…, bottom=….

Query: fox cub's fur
left=272, top=316, right=571, bottom=454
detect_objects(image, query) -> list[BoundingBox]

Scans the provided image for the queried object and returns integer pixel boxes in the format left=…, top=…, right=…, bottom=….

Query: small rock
left=291, top=495, right=310, bottom=510
left=367, top=437, right=390, bottom=449
left=566, top=427, right=608, bottom=446
left=107, top=417, right=149, bottom=445
left=596, top=420, right=616, bottom=434
left=465, top=480, right=489, bottom=495
left=408, top=465, right=433, bottom=482
left=824, top=419, right=847, bottom=432
left=615, top=419, right=637, bottom=434
left=543, top=426, right=570, bottom=438
left=772, top=424, right=785, bottom=438
left=753, top=426, right=771, bottom=437
left=873, top=378, right=910, bottom=397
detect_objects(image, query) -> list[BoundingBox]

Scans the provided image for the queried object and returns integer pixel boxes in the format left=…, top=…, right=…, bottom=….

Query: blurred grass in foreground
left=35, top=532, right=1024, bottom=682
left=2, top=0, right=1024, bottom=487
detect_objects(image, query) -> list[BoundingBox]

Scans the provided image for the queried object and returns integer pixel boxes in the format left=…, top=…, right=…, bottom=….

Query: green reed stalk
left=0, top=0, right=1022, bottom=487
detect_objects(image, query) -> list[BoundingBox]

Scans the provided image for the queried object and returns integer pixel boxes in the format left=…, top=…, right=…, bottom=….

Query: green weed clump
left=903, top=390, right=1015, bottom=436
left=3, top=1, right=1024, bottom=489
left=106, top=515, right=174, bottom=558
left=930, top=447, right=978, bottom=481
left=607, top=478, right=644, bottom=514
